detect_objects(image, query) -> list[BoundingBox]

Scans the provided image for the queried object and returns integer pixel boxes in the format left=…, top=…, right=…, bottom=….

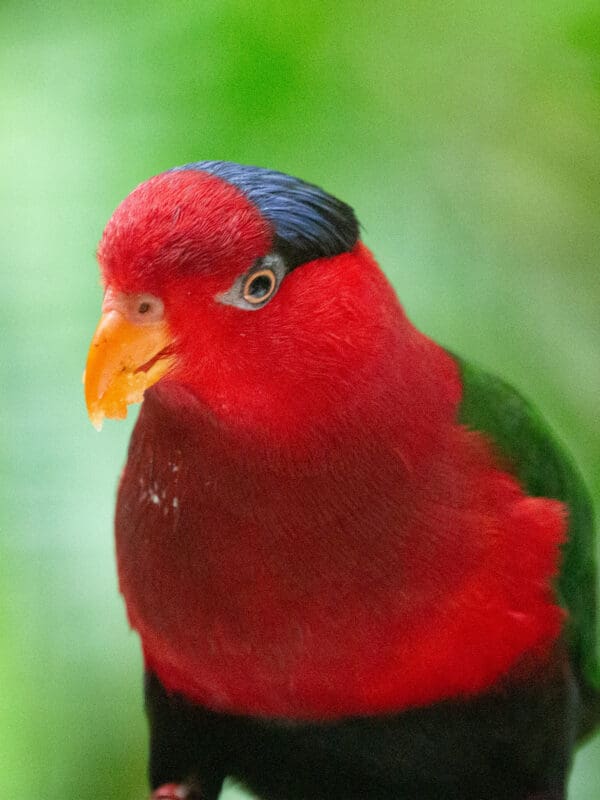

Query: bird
left=84, top=161, right=599, bottom=800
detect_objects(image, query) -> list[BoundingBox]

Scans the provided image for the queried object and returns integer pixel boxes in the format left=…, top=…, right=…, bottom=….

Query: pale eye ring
left=216, top=253, right=285, bottom=310
left=242, top=268, right=277, bottom=305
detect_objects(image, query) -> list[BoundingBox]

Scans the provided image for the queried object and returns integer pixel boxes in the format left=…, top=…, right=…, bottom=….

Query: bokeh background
left=2, top=1, right=599, bottom=798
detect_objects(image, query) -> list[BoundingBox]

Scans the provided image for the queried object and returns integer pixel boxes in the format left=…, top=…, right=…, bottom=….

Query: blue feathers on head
left=173, top=161, right=359, bottom=270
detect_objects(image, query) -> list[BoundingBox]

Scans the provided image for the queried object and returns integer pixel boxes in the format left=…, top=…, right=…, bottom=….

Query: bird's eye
left=243, top=269, right=277, bottom=305
left=216, top=253, right=285, bottom=311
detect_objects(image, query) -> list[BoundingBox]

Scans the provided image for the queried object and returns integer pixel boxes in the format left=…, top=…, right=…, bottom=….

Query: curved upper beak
left=83, top=310, right=175, bottom=430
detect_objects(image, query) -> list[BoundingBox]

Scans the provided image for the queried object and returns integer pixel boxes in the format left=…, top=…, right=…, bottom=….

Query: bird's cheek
left=83, top=310, right=176, bottom=430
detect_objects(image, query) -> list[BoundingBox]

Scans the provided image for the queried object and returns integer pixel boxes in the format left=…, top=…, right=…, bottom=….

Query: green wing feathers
left=453, top=355, right=600, bottom=717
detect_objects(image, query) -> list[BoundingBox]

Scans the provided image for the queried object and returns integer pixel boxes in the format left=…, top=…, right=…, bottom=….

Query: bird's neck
left=159, top=244, right=462, bottom=459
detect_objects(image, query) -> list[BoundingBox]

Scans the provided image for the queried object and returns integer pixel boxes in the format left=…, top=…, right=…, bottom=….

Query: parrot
left=84, top=162, right=599, bottom=800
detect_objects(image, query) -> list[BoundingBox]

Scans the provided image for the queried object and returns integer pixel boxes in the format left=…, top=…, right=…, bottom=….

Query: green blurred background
left=2, top=1, right=599, bottom=797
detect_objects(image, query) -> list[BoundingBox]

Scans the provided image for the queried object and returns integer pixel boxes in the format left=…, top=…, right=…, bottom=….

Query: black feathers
left=146, top=660, right=577, bottom=800
left=173, top=161, right=360, bottom=270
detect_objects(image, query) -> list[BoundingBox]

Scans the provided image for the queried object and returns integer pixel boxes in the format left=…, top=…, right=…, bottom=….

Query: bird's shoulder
left=450, top=351, right=600, bottom=710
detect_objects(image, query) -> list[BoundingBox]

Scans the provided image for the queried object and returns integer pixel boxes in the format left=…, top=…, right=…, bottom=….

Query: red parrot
left=84, top=162, right=599, bottom=800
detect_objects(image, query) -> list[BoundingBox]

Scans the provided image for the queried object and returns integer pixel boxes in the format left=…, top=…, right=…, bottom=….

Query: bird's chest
left=113, top=395, right=563, bottom=720
left=114, top=399, right=425, bottom=716
left=116, top=410, right=400, bottom=616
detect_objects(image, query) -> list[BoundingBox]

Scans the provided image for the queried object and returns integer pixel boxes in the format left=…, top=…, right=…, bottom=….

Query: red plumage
left=101, top=171, right=565, bottom=719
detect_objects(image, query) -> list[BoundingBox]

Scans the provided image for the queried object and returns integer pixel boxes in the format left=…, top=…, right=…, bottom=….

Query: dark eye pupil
left=248, top=275, right=272, bottom=299
left=138, top=302, right=151, bottom=314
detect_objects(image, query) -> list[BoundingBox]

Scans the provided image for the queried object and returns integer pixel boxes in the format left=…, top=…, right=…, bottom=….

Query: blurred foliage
left=1, top=1, right=599, bottom=798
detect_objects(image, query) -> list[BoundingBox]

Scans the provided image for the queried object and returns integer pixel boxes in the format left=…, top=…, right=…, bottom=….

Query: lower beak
left=84, top=310, right=175, bottom=430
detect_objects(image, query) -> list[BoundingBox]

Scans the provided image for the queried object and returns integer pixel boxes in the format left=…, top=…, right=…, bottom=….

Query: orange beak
left=84, top=310, right=175, bottom=430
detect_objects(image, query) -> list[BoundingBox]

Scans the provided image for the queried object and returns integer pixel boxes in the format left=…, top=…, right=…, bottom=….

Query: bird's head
left=84, top=162, right=433, bottom=443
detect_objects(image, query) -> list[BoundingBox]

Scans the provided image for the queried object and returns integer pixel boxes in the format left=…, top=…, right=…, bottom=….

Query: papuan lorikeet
left=84, top=163, right=599, bottom=800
